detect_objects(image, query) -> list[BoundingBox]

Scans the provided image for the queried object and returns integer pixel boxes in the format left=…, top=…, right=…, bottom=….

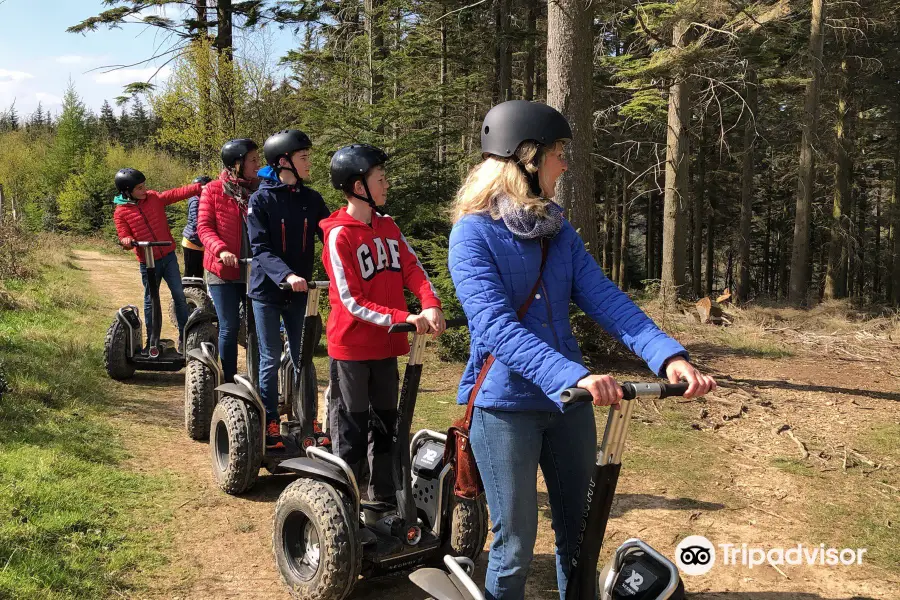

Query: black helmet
left=192, top=175, right=212, bottom=185
left=264, top=129, right=312, bottom=168
left=480, top=100, right=572, bottom=158
left=330, top=144, right=388, bottom=192
left=220, top=138, right=259, bottom=173
left=115, top=168, right=146, bottom=195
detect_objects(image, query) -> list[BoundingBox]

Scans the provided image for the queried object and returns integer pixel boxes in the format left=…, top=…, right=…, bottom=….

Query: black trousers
left=182, top=246, right=204, bottom=278
left=328, top=357, right=399, bottom=502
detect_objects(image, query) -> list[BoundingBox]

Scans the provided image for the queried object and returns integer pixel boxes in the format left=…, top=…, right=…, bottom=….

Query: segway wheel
left=209, top=395, right=262, bottom=494
left=104, top=319, right=135, bottom=380
left=273, top=479, right=360, bottom=600
left=292, top=361, right=318, bottom=423
left=184, top=359, right=216, bottom=441
left=184, top=320, right=218, bottom=355
left=443, top=494, right=489, bottom=561
left=170, top=286, right=214, bottom=325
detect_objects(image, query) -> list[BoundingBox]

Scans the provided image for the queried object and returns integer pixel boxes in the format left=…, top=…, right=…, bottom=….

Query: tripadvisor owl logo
left=675, top=535, right=716, bottom=575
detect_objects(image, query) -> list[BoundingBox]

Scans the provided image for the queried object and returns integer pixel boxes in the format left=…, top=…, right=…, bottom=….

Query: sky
left=0, top=0, right=297, bottom=119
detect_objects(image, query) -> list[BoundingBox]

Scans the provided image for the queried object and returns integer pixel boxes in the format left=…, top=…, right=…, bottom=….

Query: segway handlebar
left=277, top=280, right=330, bottom=291
left=560, top=382, right=690, bottom=403
left=387, top=316, right=468, bottom=334
left=132, top=241, right=172, bottom=248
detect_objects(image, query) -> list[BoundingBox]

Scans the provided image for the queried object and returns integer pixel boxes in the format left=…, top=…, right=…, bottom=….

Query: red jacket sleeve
left=326, top=228, right=411, bottom=326
left=393, top=223, right=441, bottom=310
left=197, top=186, right=227, bottom=258
left=113, top=206, right=132, bottom=241
left=154, top=182, right=203, bottom=206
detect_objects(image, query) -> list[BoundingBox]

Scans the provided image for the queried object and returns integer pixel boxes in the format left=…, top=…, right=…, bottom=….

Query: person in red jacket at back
left=321, top=144, right=446, bottom=502
left=112, top=168, right=202, bottom=350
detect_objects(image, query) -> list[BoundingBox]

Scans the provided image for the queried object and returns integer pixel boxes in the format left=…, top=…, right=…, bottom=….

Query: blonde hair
left=452, top=141, right=561, bottom=222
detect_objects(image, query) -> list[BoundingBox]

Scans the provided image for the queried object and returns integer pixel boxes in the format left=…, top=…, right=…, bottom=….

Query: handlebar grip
left=134, top=241, right=173, bottom=248
left=446, top=317, right=468, bottom=329
left=387, top=316, right=469, bottom=334
left=278, top=280, right=329, bottom=291
left=560, top=382, right=692, bottom=404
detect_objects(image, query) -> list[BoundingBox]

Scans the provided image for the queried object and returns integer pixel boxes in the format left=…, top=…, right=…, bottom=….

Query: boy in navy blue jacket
left=248, top=129, right=330, bottom=449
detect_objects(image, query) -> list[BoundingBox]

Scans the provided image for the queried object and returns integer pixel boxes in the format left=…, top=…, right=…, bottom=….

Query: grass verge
left=0, top=236, right=170, bottom=600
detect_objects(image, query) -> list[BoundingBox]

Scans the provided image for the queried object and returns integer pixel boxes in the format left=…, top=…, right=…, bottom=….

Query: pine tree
left=99, top=100, right=119, bottom=141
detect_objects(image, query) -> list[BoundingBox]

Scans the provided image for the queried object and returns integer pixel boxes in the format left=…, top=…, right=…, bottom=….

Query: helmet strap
left=274, top=154, right=303, bottom=184
left=349, top=177, right=382, bottom=215
left=516, top=161, right=544, bottom=197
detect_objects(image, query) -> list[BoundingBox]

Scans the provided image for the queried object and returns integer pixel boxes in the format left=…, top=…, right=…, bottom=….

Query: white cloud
left=93, top=66, right=172, bottom=85
left=56, top=55, right=86, bottom=65
left=35, top=92, right=62, bottom=106
left=0, top=69, right=35, bottom=83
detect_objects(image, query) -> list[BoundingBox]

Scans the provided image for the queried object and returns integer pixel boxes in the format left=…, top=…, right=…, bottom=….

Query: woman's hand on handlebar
left=219, top=251, right=239, bottom=268
left=285, top=274, right=308, bottom=292
left=421, top=307, right=446, bottom=338
left=576, top=374, right=623, bottom=408
left=664, top=357, right=717, bottom=398
left=119, top=237, right=134, bottom=249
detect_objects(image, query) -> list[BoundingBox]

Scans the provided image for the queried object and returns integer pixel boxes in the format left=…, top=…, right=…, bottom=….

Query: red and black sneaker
left=266, top=420, right=285, bottom=450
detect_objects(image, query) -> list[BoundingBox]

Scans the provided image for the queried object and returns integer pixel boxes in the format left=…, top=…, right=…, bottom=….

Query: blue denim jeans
left=469, top=401, right=597, bottom=600
left=252, top=298, right=306, bottom=423
left=208, top=282, right=244, bottom=383
left=139, top=252, right=189, bottom=343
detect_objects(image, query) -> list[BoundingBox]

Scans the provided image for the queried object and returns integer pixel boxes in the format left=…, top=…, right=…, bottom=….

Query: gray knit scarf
left=495, top=195, right=563, bottom=240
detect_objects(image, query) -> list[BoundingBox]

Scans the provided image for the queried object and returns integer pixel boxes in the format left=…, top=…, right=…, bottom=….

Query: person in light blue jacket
left=448, top=100, right=717, bottom=600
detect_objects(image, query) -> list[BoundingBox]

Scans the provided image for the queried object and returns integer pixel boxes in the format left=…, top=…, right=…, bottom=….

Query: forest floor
left=67, top=248, right=900, bottom=600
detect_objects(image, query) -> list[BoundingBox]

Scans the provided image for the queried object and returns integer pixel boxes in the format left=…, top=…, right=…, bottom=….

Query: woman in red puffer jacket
left=197, top=139, right=261, bottom=382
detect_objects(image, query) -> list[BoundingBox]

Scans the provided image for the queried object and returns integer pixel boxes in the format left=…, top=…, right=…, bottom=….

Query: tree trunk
left=612, top=193, right=621, bottom=284
left=216, top=0, right=235, bottom=134
left=524, top=0, right=537, bottom=101
left=856, top=177, right=867, bottom=300
left=706, top=193, right=715, bottom=296
left=438, top=9, right=447, bottom=164
left=647, top=187, right=655, bottom=280
left=194, top=0, right=211, bottom=162
left=735, top=68, right=758, bottom=304
left=618, top=169, right=629, bottom=290
left=824, top=59, right=854, bottom=300
left=875, top=167, right=883, bottom=297
left=693, top=133, right=715, bottom=298
left=366, top=0, right=385, bottom=133
left=547, top=0, right=598, bottom=256
left=788, top=0, right=826, bottom=304
left=890, top=126, right=900, bottom=305
left=493, top=0, right=512, bottom=103
left=763, top=199, right=772, bottom=296
left=604, top=176, right=615, bottom=273
left=661, top=20, right=691, bottom=306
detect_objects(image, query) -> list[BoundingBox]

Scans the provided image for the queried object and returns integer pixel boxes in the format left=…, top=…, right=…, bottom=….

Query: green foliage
left=0, top=239, right=169, bottom=599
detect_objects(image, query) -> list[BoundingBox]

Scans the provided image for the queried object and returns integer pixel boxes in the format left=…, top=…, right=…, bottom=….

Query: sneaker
left=266, top=420, right=285, bottom=450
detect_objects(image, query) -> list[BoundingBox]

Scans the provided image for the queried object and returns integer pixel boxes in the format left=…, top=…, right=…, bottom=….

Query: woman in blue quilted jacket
left=448, top=100, right=716, bottom=600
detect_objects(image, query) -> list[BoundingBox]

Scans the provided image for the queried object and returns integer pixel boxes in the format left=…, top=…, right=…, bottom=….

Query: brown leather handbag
left=445, top=239, right=549, bottom=500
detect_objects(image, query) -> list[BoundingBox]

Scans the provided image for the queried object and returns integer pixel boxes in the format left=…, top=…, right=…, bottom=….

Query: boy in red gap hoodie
left=322, top=144, right=446, bottom=501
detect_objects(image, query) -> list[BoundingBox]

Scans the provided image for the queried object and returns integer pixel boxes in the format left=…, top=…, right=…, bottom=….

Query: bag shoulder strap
left=463, top=239, right=549, bottom=427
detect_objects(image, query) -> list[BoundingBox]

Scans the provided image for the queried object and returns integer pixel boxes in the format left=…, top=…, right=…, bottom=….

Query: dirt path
left=76, top=250, right=899, bottom=600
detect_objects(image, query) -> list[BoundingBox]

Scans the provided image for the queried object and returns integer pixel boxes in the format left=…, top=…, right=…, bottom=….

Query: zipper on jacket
left=539, top=281, right=561, bottom=350
left=281, top=219, right=286, bottom=253
left=302, top=218, right=308, bottom=252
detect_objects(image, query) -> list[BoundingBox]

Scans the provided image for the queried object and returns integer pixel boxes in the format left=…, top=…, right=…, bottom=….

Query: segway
left=183, top=259, right=256, bottom=441
left=169, top=275, right=214, bottom=328
left=271, top=318, right=489, bottom=600
left=104, top=241, right=218, bottom=380
left=409, top=381, right=691, bottom=600
left=208, top=279, right=330, bottom=494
